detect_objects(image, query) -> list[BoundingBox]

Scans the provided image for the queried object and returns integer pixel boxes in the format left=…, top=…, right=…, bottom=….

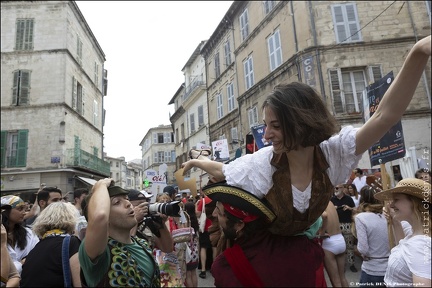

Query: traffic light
left=143, top=179, right=150, bottom=187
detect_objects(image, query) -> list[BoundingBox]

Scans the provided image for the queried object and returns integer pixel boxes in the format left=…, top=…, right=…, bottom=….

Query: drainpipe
left=290, top=1, right=298, bottom=53
left=229, top=15, right=244, bottom=153
left=407, top=1, right=431, bottom=108
left=308, top=0, right=326, bottom=101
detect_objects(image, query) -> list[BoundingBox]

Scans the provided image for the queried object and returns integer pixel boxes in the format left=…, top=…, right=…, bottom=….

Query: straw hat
left=374, top=178, right=431, bottom=203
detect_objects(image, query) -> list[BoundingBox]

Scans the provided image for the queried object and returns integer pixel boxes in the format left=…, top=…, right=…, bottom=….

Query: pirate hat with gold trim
left=202, top=181, right=276, bottom=223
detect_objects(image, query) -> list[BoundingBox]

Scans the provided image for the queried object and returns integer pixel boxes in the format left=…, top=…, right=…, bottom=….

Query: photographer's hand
left=133, top=202, right=149, bottom=223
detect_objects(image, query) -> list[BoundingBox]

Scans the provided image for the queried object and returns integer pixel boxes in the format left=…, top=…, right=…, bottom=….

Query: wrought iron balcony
left=182, top=76, right=205, bottom=101
left=65, top=148, right=110, bottom=176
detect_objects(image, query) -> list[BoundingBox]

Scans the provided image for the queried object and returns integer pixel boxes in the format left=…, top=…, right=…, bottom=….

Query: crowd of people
left=1, top=35, right=431, bottom=287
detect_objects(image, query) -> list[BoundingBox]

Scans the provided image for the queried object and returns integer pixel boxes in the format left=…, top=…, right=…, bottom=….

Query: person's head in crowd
left=375, top=178, right=431, bottom=236
left=32, top=202, right=77, bottom=238
left=334, top=184, right=345, bottom=198
left=73, top=188, right=88, bottom=211
left=347, top=184, right=359, bottom=199
left=261, top=82, right=338, bottom=154
left=82, top=184, right=135, bottom=233
left=158, top=193, right=171, bottom=203
left=128, top=189, right=151, bottom=208
left=354, top=168, right=364, bottom=177
left=37, top=186, right=63, bottom=212
left=415, top=168, right=431, bottom=184
left=1, top=195, right=28, bottom=249
left=358, top=185, right=383, bottom=213
left=184, top=201, right=199, bottom=234
left=203, top=182, right=276, bottom=241
left=163, top=186, right=176, bottom=201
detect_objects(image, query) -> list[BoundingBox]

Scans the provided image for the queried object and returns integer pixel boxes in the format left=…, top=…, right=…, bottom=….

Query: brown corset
left=265, top=146, right=333, bottom=236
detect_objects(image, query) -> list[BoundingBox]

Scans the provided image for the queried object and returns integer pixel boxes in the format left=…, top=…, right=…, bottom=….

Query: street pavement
left=197, top=255, right=364, bottom=287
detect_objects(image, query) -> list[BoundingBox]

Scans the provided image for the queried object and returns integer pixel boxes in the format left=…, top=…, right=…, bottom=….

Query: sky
left=75, top=1, right=234, bottom=161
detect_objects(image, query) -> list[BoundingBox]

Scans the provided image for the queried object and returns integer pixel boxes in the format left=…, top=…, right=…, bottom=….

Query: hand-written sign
left=365, top=71, right=406, bottom=166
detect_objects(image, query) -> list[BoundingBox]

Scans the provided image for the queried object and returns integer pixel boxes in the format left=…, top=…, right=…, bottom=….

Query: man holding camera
left=128, top=189, right=176, bottom=251
left=78, top=178, right=173, bottom=287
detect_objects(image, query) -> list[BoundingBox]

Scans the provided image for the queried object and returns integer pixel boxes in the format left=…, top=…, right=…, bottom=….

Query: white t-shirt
left=353, top=175, right=367, bottom=192
left=384, top=234, right=431, bottom=287
left=351, top=195, right=361, bottom=208
left=223, top=126, right=362, bottom=212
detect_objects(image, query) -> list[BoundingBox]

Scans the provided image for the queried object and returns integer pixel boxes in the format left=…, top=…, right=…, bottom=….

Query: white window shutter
left=332, top=5, right=346, bottom=43
left=368, top=65, right=382, bottom=84
left=329, top=68, right=344, bottom=114
left=72, top=77, right=77, bottom=109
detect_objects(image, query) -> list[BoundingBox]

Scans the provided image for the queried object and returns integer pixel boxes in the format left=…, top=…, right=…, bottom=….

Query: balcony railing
left=183, top=76, right=204, bottom=101
left=65, top=148, right=110, bottom=176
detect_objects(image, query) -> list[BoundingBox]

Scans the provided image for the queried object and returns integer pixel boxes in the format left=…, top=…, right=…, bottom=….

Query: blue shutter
left=16, top=130, right=28, bottom=167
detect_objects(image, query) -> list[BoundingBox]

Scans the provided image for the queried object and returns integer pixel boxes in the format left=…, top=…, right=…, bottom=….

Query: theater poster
left=365, top=71, right=406, bottom=166
left=211, top=139, right=230, bottom=162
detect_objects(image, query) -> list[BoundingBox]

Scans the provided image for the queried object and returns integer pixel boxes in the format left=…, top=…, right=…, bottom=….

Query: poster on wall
left=365, top=71, right=406, bottom=167
left=211, top=139, right=230, bottom=162
left=251, top=124, right=272, bottom=150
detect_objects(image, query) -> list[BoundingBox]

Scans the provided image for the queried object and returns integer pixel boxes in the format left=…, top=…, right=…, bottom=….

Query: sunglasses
left=335, top=187, right=343, bottom=190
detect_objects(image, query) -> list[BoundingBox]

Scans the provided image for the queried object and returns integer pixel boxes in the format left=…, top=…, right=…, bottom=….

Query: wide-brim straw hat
left=374, top=178, right=431, bottom=203
left=202, top=181, right=276, bottom=223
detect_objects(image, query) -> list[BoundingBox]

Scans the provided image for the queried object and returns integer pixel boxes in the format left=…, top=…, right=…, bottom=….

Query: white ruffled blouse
left=222, top=126, right=361, bottom=213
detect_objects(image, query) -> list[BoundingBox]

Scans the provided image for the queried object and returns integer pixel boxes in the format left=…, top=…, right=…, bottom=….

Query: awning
left=76, top=176, right=97, bottom=186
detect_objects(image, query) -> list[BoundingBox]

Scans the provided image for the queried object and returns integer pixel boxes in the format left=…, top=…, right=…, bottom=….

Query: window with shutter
left=268, top=30, right=283, bottom=71
left=94, top=62, right=99, bottom=86
left=227, top=82, right=235, bottom=112
left=16, top=130, right=28, bottom=167
left=77, top=35, right=83, bottom=66
left=214, top=52, right=221, bottom=78
left=331, top=4, right=362, bottom=43
left=240, top=9, right=249, bottom=41
left=190, top=113, right=195, bottom=133
left=329, top=68, right=367, bottom=114
left=12, top=70, right=31, bottom=106
left=15, top=19, right=34, bottom=51
left=263, top=1, right=276, bottom=14
left=231, top=127, right=239, bottom=143
left=368, top=65, right=382, bottom=83
left=217, top=94, right=224, bottom=119
left=77, top=83, right=83, bottom=115
left=224, top=41, right=232, bottom=66
left=198, top=105, right=204, bottom=127
left=93, top=100, right=98, bottom=126
left=164, top=151, right=170, bottom=163
left=248, top=106, right=259, bottom=127
left=329, top=69, right=344, bottom=114
left=244, top=57, right=255, bottom=90
left=1, top=131, right=6, bottom=168
left=72, top=77, right=77, bottom=109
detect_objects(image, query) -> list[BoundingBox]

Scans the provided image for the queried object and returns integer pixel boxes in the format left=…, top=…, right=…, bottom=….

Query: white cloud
left=76, top=1, right=233, bottom=161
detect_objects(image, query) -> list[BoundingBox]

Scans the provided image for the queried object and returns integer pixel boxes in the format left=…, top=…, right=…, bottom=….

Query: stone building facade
left=139, top=125, right=176, bottom=189
left=169, top=41, right=211, bottom=189
left=201, top=1, right=431, bottom=179
left=1, top=1, right=109, bottom=199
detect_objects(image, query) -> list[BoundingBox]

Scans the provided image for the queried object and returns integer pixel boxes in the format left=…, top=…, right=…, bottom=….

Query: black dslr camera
left=140, top=201, right=181, bottom=237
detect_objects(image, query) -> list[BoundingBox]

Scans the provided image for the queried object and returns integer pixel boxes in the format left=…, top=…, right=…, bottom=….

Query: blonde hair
left=32, top=202, right=77, bottom=238
left=410, top=196, right=431, bottom=237
left=158, top=194, right=171, bottom=203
